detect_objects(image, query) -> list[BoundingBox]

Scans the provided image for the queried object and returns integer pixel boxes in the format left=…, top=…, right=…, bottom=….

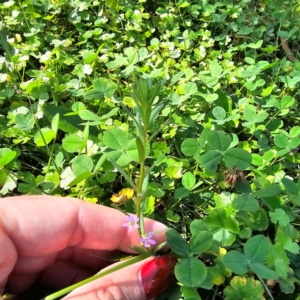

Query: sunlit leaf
left=181, top=138, right=199, bottom=156
left=34, top=128, right=55, bottom=146
left=0, top=148, right=16, bottom=168
left=72, top=155, right=93, bottom=176
left=182, top=172, right=196, bottom=189
left=103, top=128, right=128, bottom=150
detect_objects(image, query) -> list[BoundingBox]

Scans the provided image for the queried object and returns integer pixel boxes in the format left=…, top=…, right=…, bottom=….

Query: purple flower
left=123, top=214, right=139, bottom=232
left=140, top=232, right=157, bottom=248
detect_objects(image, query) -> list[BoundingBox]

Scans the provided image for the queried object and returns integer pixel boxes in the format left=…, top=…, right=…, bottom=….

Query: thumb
left=63, top=255, right=177, bottom=300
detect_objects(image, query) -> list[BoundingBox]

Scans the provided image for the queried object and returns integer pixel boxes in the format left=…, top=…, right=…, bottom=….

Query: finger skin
left=63, top=255, right=177, bottom=300
left=63, top=258, right=153, bottom=300
left=0, top=196, right=167, bottom=294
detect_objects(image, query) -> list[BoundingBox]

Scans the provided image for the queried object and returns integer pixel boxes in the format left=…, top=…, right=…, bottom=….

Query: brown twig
left=280, top=37, right=296, bottom=61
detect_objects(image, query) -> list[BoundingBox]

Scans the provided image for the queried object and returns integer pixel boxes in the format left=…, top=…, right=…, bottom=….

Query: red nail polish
left=140, top=255, right=177, bottom=299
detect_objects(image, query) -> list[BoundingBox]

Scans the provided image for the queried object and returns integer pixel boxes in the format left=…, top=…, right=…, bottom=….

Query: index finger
left=0, top=195, right=167, bottom=257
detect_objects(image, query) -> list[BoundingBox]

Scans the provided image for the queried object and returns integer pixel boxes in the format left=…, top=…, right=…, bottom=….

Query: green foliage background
left=1, top=0, right=300, bottom=299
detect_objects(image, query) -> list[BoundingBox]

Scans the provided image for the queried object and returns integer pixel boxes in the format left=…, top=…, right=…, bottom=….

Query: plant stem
left=257, top=274, right=274, bottom=300
left=136, top=162, right=144, bottom=235
left=43, top=253, right=150, bottom=300
left=33, top=114, right=60, bottom=174
left=18, top=1, right=30, bottom=31
left=136, top=127, right=148, bottom=235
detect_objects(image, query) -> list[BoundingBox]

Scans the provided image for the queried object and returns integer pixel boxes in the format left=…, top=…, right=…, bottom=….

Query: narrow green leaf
left=98, top=107, right=119, bottom=121
left=149, top=101, right=165, bottom=125
left=126, top=139, right=150, bottom=162
left=130, top=94, right=144, bottom=116
left=109, top=158, right=136, bottom=191
left=83, top=121, right=89, bottom=141
left=140, top=189, right=152, bottom=203
left=136, top=137, right=145, bottom=163
left=92, top=153, right=108, bottom=175
left=67, top=171, right=91, bottom=187
left=0, top=27, right=13, bottom=61
left=51, top=113, right=60, bottom=137
left=121, top=104, right=143, bottom=137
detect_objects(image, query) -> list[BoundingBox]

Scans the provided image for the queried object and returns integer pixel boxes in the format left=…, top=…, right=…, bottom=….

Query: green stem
left=33, top=115, right=60, bottom=174
left=18, top=1, right=31, bottom=31
left=211, top=285, right=219, bottom=300
left=256, top=274, right=274, bottom=300
left=136, top=162, right=144, bottom=235
left=136, top=159, right=145, bottom=235
left=136, top=127, right=148, bottom=235
left=43, top=253, right=151, bottom=300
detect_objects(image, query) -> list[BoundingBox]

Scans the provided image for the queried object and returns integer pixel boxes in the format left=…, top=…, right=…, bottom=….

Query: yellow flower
left=213, top=274, right=225, bottom=285
left=219, top=247, right=227, bottom=256
left=111, top=188, right=134, bottom=206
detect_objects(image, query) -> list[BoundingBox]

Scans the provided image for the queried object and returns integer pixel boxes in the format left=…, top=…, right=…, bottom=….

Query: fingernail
left=139, top=255, right=177, bottom=299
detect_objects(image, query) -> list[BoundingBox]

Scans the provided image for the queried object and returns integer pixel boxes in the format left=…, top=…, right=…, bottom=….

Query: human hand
left=0, top=196, right=176, bottom=300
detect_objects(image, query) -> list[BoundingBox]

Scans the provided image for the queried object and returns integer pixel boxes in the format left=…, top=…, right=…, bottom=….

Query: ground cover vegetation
left=1, top=0, right=300, bottom=299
